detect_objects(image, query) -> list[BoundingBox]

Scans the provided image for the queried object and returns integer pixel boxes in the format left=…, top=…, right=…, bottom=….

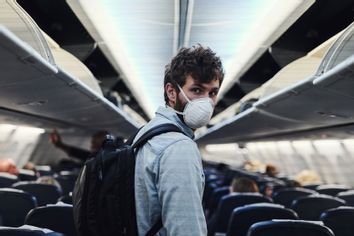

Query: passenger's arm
left=65, top=146, right=91, bottom=161
left=157, top=139, right=207, bottom=236
left=50, top=129, right=91, bottom=161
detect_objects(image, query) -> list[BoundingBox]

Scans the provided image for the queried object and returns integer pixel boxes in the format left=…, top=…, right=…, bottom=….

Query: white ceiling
left=74, top=0, right=314, bottom=118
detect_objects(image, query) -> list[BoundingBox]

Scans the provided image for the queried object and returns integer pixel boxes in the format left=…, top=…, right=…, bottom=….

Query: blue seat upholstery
left=248, top=220, right=334, bottom=236
left=316, top=185, right=349, bottom=196
left=320, top=206, right=354, bottom=236
left=272, top=187, right=317, bottom=208
left=336, top=190, right=354, bottom=206
left=0, top=173, right=18, bottom=188
left=208, top=193, right=272, bottom=234
left=207, top=186, right=230, bottom=217
left=291, top=194, right=346, bottom=220
left=0, top=226, right=64, bottom=235
left=203, top=180, right=224, bottom=208
left=303, top=184, right=320, bottom=190
left=0, top=188, right=37, bottom=226
left=25, top=205, right=76, bottom=236
left=226, top=203, right=298, bottom=236
left=54, top=175, right=76, bottom=196
left=57, top=194, right=72, bottom=204
left=18, top=170, right=37, bottom=181
left=12, top=182, right=62, bottom=206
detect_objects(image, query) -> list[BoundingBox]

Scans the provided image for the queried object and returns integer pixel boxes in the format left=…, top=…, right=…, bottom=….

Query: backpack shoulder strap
left=134, top=123, right=183, bottom=236
left=145, top=218, right=162, bottom=236
left=132, top=123, right=183, bottom=149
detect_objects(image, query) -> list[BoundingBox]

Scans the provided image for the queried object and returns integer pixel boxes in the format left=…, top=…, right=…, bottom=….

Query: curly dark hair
left=164, top=45, right=224, bottom=104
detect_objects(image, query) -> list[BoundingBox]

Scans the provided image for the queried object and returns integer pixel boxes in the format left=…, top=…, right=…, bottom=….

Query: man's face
left=174, top=75, right=220, bottom=112
left=90, top=135, right=105, bottom=152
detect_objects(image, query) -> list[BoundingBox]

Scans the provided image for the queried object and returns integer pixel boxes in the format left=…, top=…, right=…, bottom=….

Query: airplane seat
left=336, top=190, right=354, bottom=206
left=203, top=179, right=224, bottom=207
left=257, top=180, right=287, bottom=197
left=12, top=182, right=62, bottom=206
left=25, top=205, right=76, bottom=236
left=57, top=194, right=73, bottom=205
left=208, top=193, right=272, bottom=235
left=320, top=206, right=354, bottom=236
left=54, top=175, right=76, bottom=196
left=18, top=170, right=38, bottom=181
left=226, top=203, right=298, bottom=236
left=0, top=226, right=64, bottom=235
left=0, top=188, right=37, bottom=227
left=315, top=184, right=349, bottom=196
left=207, top=186, right=230, bottom=218
left=35, top=166, right=55, bottom=177
left=290, top=194, right=346, bottom=220
left=272, top=187, right=317, bottom=208
left=248, top=220, right=334, bottom=236
left=303, top=184, right=321, bottom=190
left=0, top=173, right=19, bottom=188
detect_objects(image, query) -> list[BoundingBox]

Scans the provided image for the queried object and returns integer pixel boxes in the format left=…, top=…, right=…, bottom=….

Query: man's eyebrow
left=192, top=82, right=220, bottom=90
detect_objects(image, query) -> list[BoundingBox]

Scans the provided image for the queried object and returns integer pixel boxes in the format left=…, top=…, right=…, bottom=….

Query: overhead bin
left=197, top=22, right=354, bottom=144
left=0, top=25, right=139, bottom=136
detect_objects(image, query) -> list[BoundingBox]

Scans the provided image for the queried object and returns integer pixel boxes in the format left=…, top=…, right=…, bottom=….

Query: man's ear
left=165, top=82, right=177, bottom=106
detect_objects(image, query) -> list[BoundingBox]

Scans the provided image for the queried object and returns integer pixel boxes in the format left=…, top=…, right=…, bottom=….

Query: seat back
left=303, top=184, right=320, bottom=190
left=336, top=190, right=354, bottom=206
left=0, top=173, right=18, bottom=188
left=273, top=187, right=317, bottom=208
left=0, top=188, right=37, bottom=226
left=57, top=194, right=72, bottom=204
left=207, top=186, right=230, bottom=217
left=54, top=175, right=76, bottom=196
left=12, top=182, right=62, bottom=206
left=203, top=181, right=221, bottom=208
left=320, top=206, right=354, bottom=236
left=18, top=170, right=37, bottom=181
left=0, top=226, right=64, bottom=235
left=25, top=205, right=76, bottom=236
left=248, top=220, right=334, bottom=236
left=291, top=194, right=346, bottom=220
left=213, top=193, right=272, bottom=233
left=226, top=203, right=298, bottom=236
left=316, top=185, right=349, bottom=196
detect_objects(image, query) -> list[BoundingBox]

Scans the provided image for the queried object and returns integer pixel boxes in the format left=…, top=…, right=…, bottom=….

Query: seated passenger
left=265, top=164, right=279, bottom=178
left=207, top=177, right=259, bottom=235
left=36, top=176, right=62, bottom=190
left=294, top=169, right=322, bottom=186
left=0, top=159, right=19, bottom=176
left=230, top=176, right=259, bottom=193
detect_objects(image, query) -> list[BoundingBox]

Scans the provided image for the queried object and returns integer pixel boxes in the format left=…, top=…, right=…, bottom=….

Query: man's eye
left=210, top=91, right=218, bottom=97
left=192, top=88, right=202, bottom=93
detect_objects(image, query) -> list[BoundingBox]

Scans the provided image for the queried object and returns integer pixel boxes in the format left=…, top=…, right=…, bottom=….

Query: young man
left=134, top=45, right=224, bottom=235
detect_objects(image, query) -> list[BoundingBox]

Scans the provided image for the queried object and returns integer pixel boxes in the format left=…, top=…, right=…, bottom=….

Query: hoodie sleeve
left=157, top=139, right=207, bottom=236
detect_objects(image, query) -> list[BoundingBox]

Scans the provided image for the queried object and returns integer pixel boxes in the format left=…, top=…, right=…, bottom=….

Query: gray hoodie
left=134, top=106, right=207, bottom=236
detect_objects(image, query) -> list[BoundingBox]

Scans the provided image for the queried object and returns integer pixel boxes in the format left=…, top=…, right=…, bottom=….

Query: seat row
left=203, top=167, right=354, bottom=236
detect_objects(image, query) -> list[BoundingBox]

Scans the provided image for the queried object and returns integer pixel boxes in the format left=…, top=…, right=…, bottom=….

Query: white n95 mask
left=173, top=85, right=215, bottom=129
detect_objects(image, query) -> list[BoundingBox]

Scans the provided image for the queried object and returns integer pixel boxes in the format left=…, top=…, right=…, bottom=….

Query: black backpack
left=72, top=123, right=182, bottom=236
